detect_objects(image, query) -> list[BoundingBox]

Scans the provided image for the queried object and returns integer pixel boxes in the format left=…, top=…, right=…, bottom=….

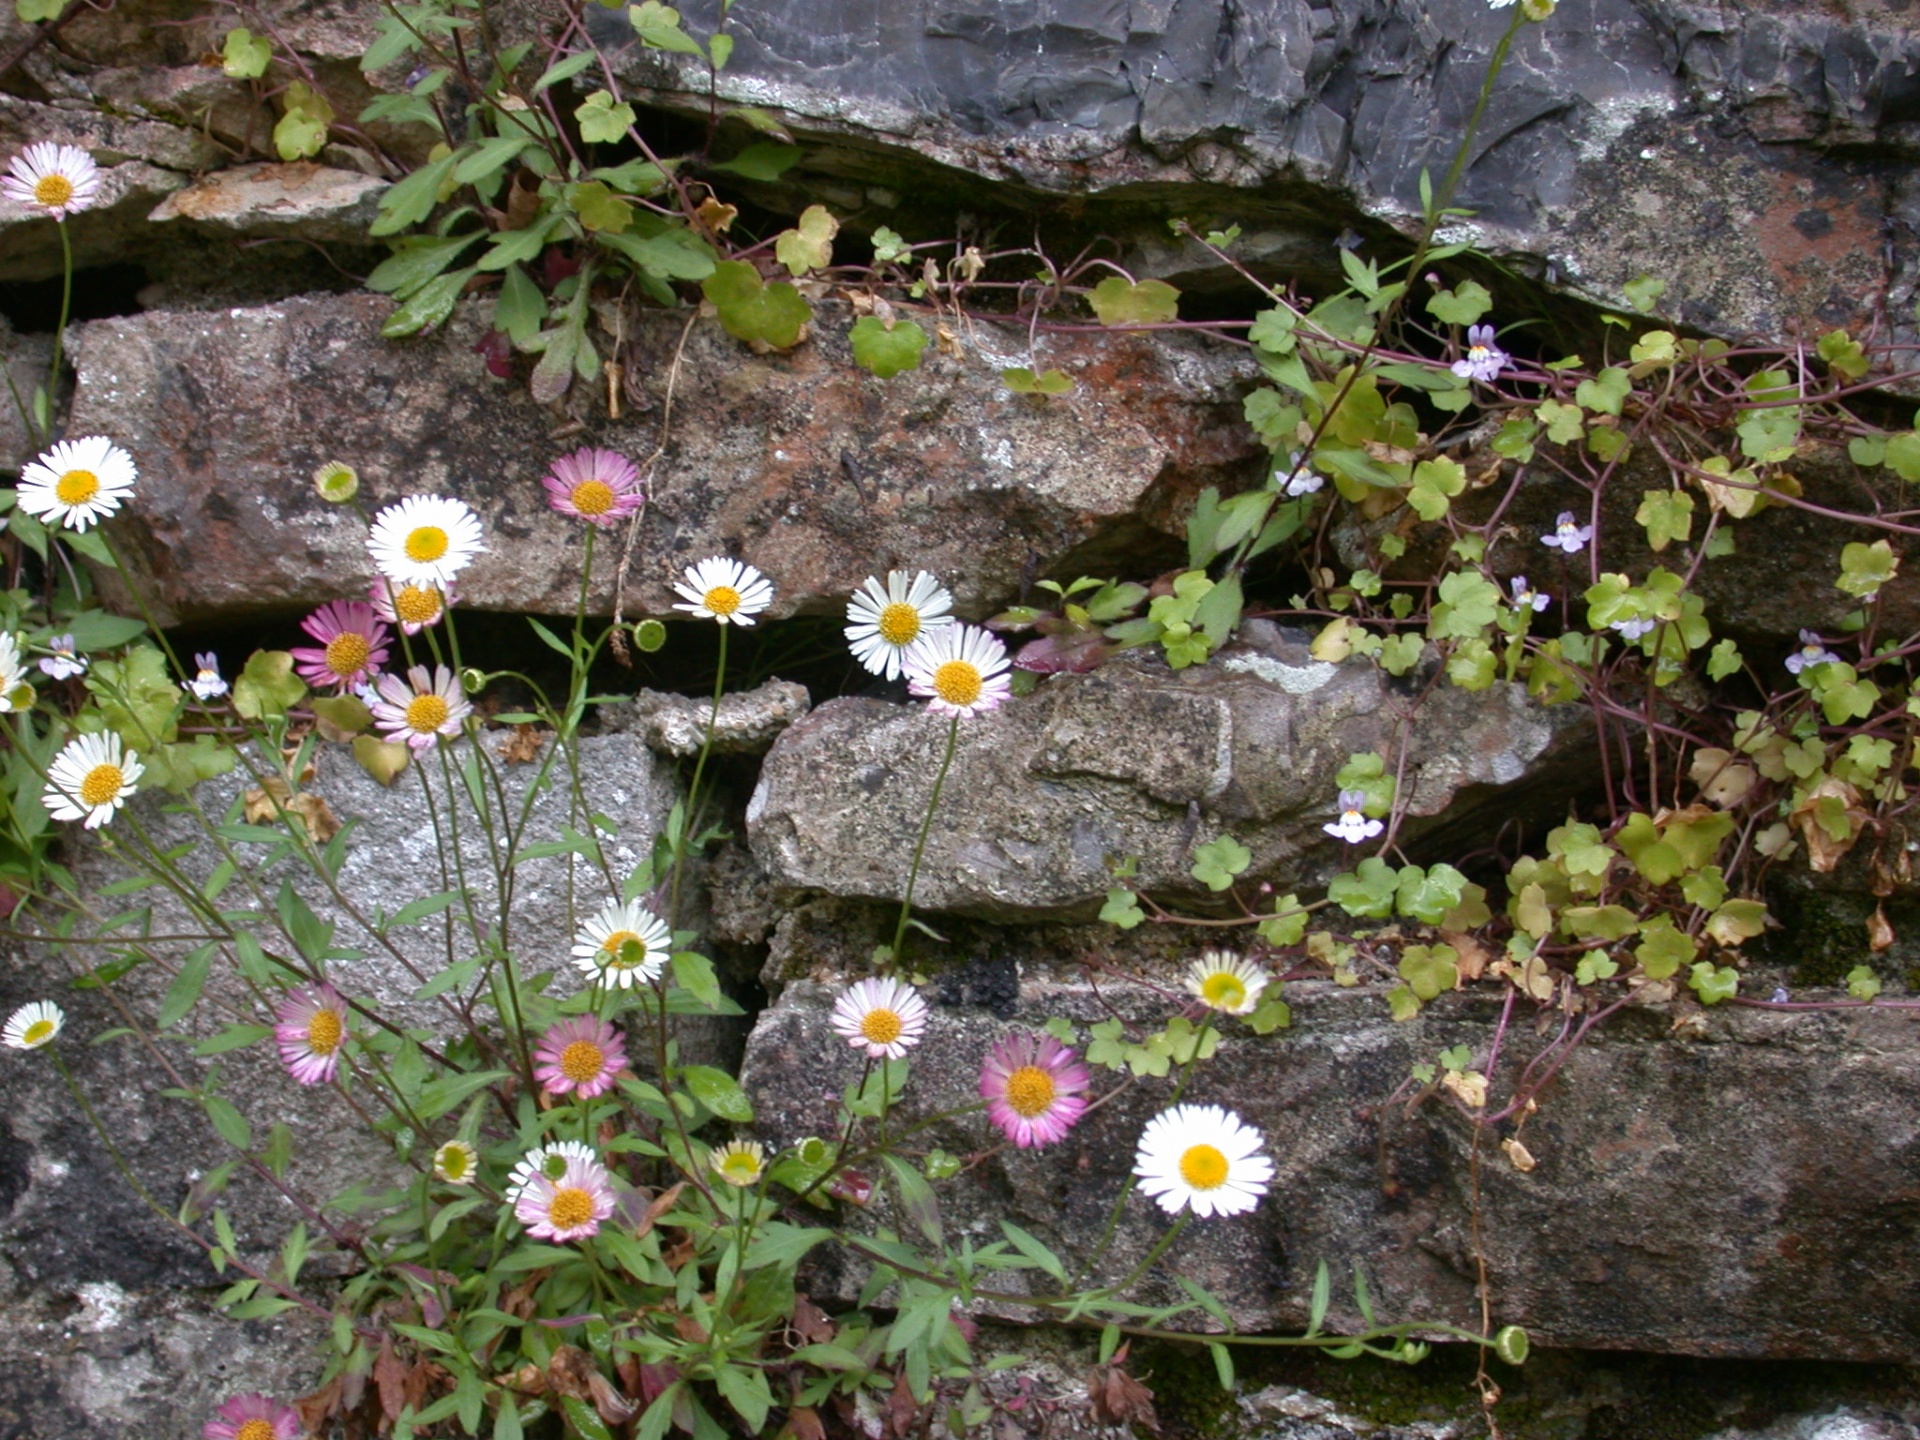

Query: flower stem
left=670, top=622, right=726, bottom=929
left=889, top=710, right=959, bottom=963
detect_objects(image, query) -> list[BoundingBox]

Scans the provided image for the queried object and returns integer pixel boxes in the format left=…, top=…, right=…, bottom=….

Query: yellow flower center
left=932, top=660, right=982, bottom=708
left=406, top=693, right=450, bottom=734
left=393, top=585, right=443, bottom=625
left=859, top=1007, right=903, bottom=1046
left=55, top=469, right=99, bottom=505
left=1003, top=1065, right=1056, bottom=1118
left=21, top=1019, right=53, bottom=1045
left=33, top=173, right=72, bottom=210
left=599, top=929, right=645, bottom=968
left=77, top=763, right=124, bottom=808
left=1179, top=1143, right=1229, bottom=1191
left=234, top=1421, right=276, bottom=1440
left=1200, top=973, right=1247, bottom=1010
left=324, top=632, right=371, bottom=677
left=405, top=525, right=449, bottom=562
left=437, top=1145, right=472, bottom=1181
left=878, top=602, right=921, bottom=646
left=559, top=1040, right=607, bottom=1083
left=548, top=1186, right=593, bottom=1229
left=570, top=480, right=615, bottom=516
left=703, top=584, right=741, bottom=616
left=306, top=1008, right=343, bottom=1056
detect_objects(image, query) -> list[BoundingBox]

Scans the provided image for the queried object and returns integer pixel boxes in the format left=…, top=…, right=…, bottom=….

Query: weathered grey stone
left=0, top=319, right=54, bottom=471
left=617, top=677, right=812, bottom=756
left=68, top=291, right=1255, bottom=626
left=0, top=159, right=184, bottom=283
left=747, top=628, right=1585, bottom=920
left=148, top=162, right=389, bottom=244
left=740, top=960, right=1920, bottom=1361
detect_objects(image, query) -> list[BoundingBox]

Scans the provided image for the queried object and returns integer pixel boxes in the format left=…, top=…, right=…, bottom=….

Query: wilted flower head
left=37, top=633, right=84, bottom=680
left=1541, top=511, right=1592, bottom=554
left=845, top=570, right=955, bottom=680
left=433, top=1140, right=478, bottom=1185
left=367, top=494, right=485, bottom=589
left=902, top=622, right=1012, bottom=717
left=312, top=461, right=359, bottom=503
left=532, top=1014, right=628, bottom=1099
left=274, top=983, right=349, bottom=1086
left=711, top=1138, right=767, bottom=1187
left=291, top=600, right=390, bottom=693
left=571, top=899, right=671, bottom=988
left=1132, top=1103, right=1274, bottom=1218
left=202, top=1393, right=302, bottom=1440
left=1786, top=629, right=1841, bottom=675
left=829, top=976, right=929, bottom=1059
left=542, top=446, right=644, bottom=527
left=370, top=664, right=470, bottom=750
left=17, top=436, right=136, bottom=531
left=979, top=1031, right=1091, bottom=1148
left=3, top=1000, right=64, bottom=1050
left=673, top=555, right=774, bottom=626
left=1324, top=788, right=1383, bottom=845
left=1184, top=950, right=1269, bottom=1016
left=3, top=142, right=99, bottom=220
left=43, top=731, right=141, bottom=829
left=515, top=1153, right=615, bottom=1242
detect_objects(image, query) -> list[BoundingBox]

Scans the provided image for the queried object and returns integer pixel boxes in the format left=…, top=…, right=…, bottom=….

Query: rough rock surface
left=741, top=965, right=1920, bottom=1361
left=68, top=291, right=1255, bottom=626
left=609, top=0, right=1915, bottom=344
left=148, top=162, right=390, bottom=243
left=748, top=626, right=1585, bottom=919
left=618, top=678, right=812, bottom=756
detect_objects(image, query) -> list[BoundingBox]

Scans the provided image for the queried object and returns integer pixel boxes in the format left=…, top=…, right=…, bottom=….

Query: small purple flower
left=37, top=633, right=84, bottom=680
left=274, top=984, right=348, bottom=1086
left=1509, top=576, right=1549, bottom=613
left=188, top=652, right=228, bottom=702
left=1611, top=618, right=1656, bottom=641
left=1450, top=324, right=1509, bottom=384
left=1277, top=452, right=1322, bottom=498
left=1541, top=512, right=1592, bottom=554
left=1785, top=629, right=1841, bottom=675
left=1324, top=788, right=1384, bottom=844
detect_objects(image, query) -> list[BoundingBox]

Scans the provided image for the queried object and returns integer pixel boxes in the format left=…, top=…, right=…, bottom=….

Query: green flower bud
left=313, top=461, right=359, bottom=503
left=632, top=618, right=667, bottom=653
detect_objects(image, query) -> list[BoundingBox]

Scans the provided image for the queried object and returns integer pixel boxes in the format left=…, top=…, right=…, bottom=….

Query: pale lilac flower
left=370, top=664, right=470, bottom=750
left=1509, top=576, right=1549, bottom=613
left=1611, top=618, right=1656, bottom=641
left=532, top=1015, right=628, bottom=1099
left=370, top=576, right=453, bottom=635
left=1132, top=1103, right=1274, bottom=1218
left=980, top=1031, right=1091, bottom=1149
left=203, top=1393, right=301, bottom=1440
left=829, top=976, right=929, bottom=1059
left=189, top=652, right=228, bottom=701
left=290, top=599, right=390, bottom=693
left=902, top=623, right=1012, bottom=717
left=1324, top=788, right=1383, bottom=844
left=515, top=1153, right=615, bottom=1242
left=1785, top=629, right=1841, bottom=675
left=37, top=634, right=83, bottom=680
left=542, top=446, right=644, bottom=528
left=1450, top=324, right=1509, bottom=384
left=3, top=142, right=99, bottom=220
left=1541, top=512, right=1592, bottom=554
left=1277, top=452, right=1322, bottom=498
left=274, top=983, right=348, bottom=1086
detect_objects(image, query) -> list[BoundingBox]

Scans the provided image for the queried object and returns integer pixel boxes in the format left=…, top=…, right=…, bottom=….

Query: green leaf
left=999, top=1221, right=1068, bottom=1283
left=1688, top=961, right=1739, bottom=1006
left=232, top=650, right=307, bottom=720
left=193, top=1023, right=273, bottom=1057
left=710, top=143, right=801, bottom=181
left=1838, top=540, right=1898, bottom=599
left=221, top=27, right=272, bottom=78
left=1817, top=328, right=1870, bottom=381
left=1248, top=307, right=1297, bottom=353
left=15, top=0, right=65, bottom=20
left=702, top=261, right=811, bottom=350
left=534, top=49, right=599, bottom=92
left=1397, top=944, right=1459, bottom=1001
left=159, top=943, right=216, bottom=1029
left=774, top=204, right=837, bottom=276
left=1329, top=857, right=1399, bottom=919
left=567, top=181, right=633, bottom=234
left=415, top=1069, right=508, bottom=1123
left=848, top=316, right=927, bottom=379
left=1001, top=366, right=1075, bottom=395
left=713, top=1365, right=771, bottom=1434
left=380, top=265, right=478, bottom=338
left=1574, top=367, right=1630, bottom=416
left=1634, top=489, right=1694, bottom=552
left=596, top=227, right=718, bottom=281
left=1087, top=277, right=1180, bottom=326
left=371, top=152, right=460, bottom=237
left=1424, top=279, right=1492, bottom=326
left=671, top=950, right=724, bottom=1011
left=1623, top=274, right=1666, bottom=313
left=680, top=1064, right=754, bottom=1122
left=1883, top=431, right=1920, bottom=482
left=1190, top=834, right=1251, bottom=891
left=575, top=89, right=636, bottom=144
left=273, top=81, right=333, bottom=162
left=1846, top=965, right=1882, bottom=1001
left=1407, top=457, right=1466, bottom=521
left=1100, top=887, right=1145, bottom=929
left=365, top=233, right=484, bottom=298
left=205, top=1095, right=253, bottom=1150
left=1632, top=913, right=1696, bottom=980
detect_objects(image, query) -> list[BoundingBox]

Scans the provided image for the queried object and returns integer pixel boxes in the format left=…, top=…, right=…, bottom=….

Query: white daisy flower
left=507, top=1139, right=600, bottom=1202
left=16, top=436, right=137, bottom=532
left=845, top=570, right=955, bottom=680
left=901, top=622, right=1012, bottom=717
left=2, top=1000, right=64, bottom=1050
left=366, top=495, right=485, bottom=589
left=0, top=632, right=32, bottom=711
left=829, top=976, right=930, bottom=1059
left=571, top=899, right=671, bottom=988
left=43, top=730, right=142, bottom=829
left=1132, top=1103, right=1274, bottom=1218
left=1183, top=950, right=1270, bottom=1016
left=2, top=142, right=100, bottom=220
left=672, top=555, right=774, bottom=626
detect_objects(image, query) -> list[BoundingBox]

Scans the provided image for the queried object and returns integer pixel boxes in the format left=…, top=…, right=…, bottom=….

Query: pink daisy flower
left=203, top=1392, right=302, bottom=1440
left=515, top=1153, right=615, bottom=1242
left=370, top=664, right=471, bottom=750
left=532, top=1014, right=628, bottom=1099
left=3, top=142, right=100, bottom=220
left=541, top=446, right=645, bottom=527
left=290, top=600, right=390, bottom=692
left=274, top=983, right=349, bottom=1086
left=979, top=1031, right=1091, bottom=1148
left=370, top=576, right=453, bottom=635
left=828, top=976, right=929, bottom=1059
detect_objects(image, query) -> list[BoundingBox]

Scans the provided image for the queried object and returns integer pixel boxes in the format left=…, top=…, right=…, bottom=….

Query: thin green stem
left=889, top=711, right=960, bottom=962
left=669, top=621, right=726, bottom=929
